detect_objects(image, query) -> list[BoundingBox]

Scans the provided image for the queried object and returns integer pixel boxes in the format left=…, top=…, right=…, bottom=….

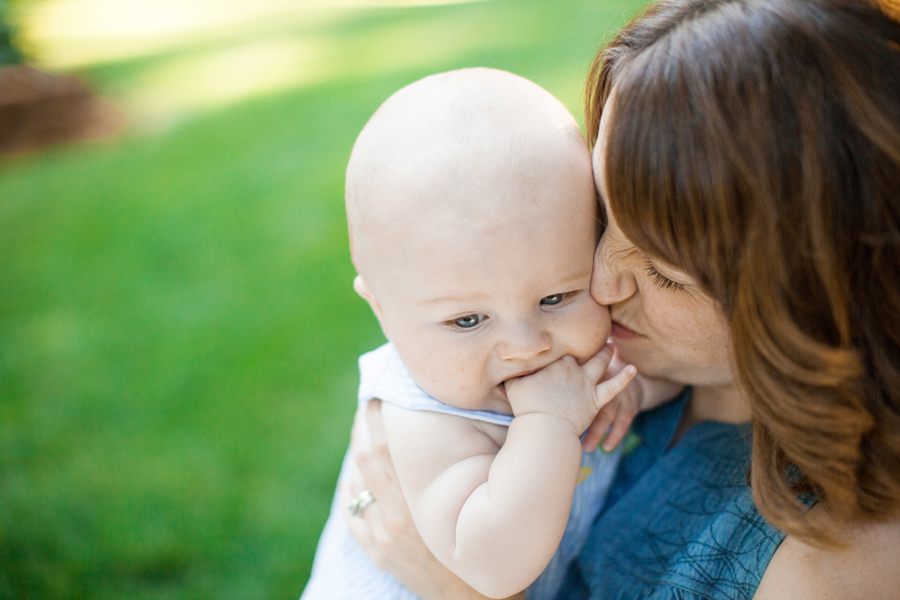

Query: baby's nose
left=496, top=324, right=552, bottom=361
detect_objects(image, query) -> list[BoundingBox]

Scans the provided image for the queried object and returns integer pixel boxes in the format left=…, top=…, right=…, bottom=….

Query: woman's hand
left=343, top=399, right=524, bottom=600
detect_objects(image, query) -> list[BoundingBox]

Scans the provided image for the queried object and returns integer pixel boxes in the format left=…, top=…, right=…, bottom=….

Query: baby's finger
left=601, top=398, right=640, bottom=451
left=582, top=401, right=617, bottom=452
left=595, top=363, right=637, bottom=409
left=581, top=343, right=616, bottom=384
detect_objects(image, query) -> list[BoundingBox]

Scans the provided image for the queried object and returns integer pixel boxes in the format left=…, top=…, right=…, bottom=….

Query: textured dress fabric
left=553, top=395, right=786, bottom=600
left=301, top=343, right=622, bottom=600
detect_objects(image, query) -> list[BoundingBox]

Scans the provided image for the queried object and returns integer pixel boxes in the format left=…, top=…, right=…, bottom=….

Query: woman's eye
left=645, top=262, right=685, bottom=291
left=453, top=314, right=485, bottom=329
left=541, top=293, right=567, bottom=306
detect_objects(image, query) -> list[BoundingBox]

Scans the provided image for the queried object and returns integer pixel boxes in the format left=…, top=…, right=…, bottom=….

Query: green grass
left=0, top=1, right=645, bottom=598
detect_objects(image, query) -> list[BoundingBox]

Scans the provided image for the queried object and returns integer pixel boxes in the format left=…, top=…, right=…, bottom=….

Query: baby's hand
left=581, top=354, right=684, bottom=452
left=504, top=344, right=637, bottom=436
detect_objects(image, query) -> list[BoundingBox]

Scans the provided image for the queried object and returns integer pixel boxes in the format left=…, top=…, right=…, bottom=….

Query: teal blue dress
left=553, top=393, right=785, bottom=600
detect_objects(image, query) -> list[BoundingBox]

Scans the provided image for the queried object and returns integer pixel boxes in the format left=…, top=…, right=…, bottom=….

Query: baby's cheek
left=593, top=304, right=612, bottom=344
left=572, top=301, right=611, bottom=358
left=401, top=348, right=482, bottom=407
left=395, top=345, right=445, bottom=389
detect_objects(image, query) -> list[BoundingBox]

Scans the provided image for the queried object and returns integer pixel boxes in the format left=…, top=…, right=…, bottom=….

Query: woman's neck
left=675, top=383, right=750, bottom=440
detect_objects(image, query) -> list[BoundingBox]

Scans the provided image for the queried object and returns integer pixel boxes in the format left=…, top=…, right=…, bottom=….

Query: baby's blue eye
left=454, top=314, right=485, bottom=329
left=541, top=293, right=565, bottom=306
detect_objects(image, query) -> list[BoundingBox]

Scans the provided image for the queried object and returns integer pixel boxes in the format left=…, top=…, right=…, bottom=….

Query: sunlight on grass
left=119, top=12, right=514, bottom=131
left=16, top=0, right=499, bottom=128
left=19, top=0, right=490, bottom=68
left=127, top=38, right=332, bottom=128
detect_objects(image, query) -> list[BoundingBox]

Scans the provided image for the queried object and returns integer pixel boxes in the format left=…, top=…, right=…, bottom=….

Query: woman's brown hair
left=585, top=0, right=900, bottom=545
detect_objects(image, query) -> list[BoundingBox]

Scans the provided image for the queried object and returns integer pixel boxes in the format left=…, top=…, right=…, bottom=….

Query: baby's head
left=347, top=68, right=610, bottom=413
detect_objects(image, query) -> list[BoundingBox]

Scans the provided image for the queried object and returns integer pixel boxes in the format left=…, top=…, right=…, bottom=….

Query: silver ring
left=347, top=490, right=375, bottom=517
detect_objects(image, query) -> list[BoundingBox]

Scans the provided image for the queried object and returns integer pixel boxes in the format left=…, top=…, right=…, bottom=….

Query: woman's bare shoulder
left=755, top=507, right=900, bottom=600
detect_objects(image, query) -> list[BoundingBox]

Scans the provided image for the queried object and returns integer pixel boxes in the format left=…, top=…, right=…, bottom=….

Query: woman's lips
left=610, top=319, right=642, bottom=340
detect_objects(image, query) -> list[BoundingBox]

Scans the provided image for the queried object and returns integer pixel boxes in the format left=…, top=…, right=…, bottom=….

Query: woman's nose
left=590, top=239, right=638, bottom=305
left=496, top=322, right=552, bottom=362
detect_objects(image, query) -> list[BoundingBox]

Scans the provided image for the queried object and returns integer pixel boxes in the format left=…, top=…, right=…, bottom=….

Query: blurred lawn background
left=0, top=0, right=644, bottom=598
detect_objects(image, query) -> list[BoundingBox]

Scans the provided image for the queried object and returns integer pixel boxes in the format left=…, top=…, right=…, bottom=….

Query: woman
left=342, top=0, right=900, bottom=597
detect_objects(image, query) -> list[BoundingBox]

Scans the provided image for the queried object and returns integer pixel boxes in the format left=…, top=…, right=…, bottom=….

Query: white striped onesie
left=301, top=343, right=622, bottom=600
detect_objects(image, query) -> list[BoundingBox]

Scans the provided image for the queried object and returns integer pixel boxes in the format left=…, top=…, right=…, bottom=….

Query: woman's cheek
left=644, top=291, right=731, bottom=366
left=643, top=290, right=703, bottom=338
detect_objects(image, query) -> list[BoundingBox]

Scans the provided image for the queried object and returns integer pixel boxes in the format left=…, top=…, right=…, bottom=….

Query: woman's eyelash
left=645, top=262, right=685, bottom=291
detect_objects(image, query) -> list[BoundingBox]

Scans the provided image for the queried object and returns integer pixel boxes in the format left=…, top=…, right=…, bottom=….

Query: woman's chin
left=611, top=341, right=667, bottom=380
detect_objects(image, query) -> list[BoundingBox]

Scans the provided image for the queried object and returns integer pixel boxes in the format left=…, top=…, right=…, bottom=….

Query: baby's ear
left=353, top=275, right=387, bottom=333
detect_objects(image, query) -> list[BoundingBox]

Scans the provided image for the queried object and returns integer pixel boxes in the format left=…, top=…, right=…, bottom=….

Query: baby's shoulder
left=380, top=400, right=507, bottom=449
left=379, top=401, right=507, bottom=498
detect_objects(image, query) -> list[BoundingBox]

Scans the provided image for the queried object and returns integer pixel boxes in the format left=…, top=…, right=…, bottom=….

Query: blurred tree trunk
left=0, top=1, right=123, bottom=157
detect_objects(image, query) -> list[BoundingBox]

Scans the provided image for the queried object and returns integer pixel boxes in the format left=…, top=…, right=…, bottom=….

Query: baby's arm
left=381, top=349, right=635, bottom=599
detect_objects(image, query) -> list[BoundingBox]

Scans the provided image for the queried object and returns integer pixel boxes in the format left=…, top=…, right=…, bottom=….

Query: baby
left=302, top=68, right=666, bottom=600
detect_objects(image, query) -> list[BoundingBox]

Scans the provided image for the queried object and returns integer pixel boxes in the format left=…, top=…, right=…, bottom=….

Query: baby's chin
left=458, top=385, right=514, bottom=416
left=476, top=385, right=514, bottom=416
left=420, top=381, right=514, bottom=416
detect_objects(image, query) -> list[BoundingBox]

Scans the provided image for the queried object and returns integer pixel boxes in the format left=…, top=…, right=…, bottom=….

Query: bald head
left=346, top=68, right=593, bottom=283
